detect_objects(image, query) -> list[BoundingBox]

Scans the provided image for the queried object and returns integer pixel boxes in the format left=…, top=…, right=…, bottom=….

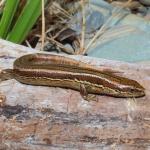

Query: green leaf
left=7, top=0, right=42, bottom=43
left=0, top=0, right=19, bottom=38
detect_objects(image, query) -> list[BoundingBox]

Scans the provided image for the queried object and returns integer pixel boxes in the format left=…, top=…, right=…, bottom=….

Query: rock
left=139, top=0, right=150, bottom=6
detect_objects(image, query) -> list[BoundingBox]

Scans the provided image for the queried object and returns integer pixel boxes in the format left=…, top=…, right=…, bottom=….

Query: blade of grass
left=7, top=0, right=43, bottom=44
left=41, top=0, right=45, bottom=50
left=0, top=0, right=19, bottom=38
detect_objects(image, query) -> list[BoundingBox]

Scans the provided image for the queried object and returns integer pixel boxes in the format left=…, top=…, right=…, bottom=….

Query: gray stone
left=139, top=0, right=150, bottom=6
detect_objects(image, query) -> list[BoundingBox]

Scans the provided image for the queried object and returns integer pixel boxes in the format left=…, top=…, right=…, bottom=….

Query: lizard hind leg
left=79, top=84, right=98, bottom=102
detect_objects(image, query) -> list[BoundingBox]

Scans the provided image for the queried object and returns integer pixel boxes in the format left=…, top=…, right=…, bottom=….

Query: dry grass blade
left=0, top=0, right=5, bottom=9
left=46, top=37, right=74, bottom=54
left=41, top=0, right=45, bottom=50
left=77, top=0, right=86, bottom=55
left=90, top=25, right=138, bottom=49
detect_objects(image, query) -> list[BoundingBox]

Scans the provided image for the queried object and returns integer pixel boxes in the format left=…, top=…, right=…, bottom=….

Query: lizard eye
left=129, top=88, right=137, bottom=93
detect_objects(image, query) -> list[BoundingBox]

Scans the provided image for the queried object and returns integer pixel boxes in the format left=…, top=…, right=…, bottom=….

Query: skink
left=1, top=53, right=145, bottom=99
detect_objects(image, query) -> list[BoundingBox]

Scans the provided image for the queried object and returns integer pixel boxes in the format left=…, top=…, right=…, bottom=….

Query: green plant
left=0, top=0, right=19, bottom=38
left=0, top=0, right=44, bottom=44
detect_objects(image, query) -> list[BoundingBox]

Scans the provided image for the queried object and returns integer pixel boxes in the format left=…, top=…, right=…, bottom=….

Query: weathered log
left=0, top=39, right=150, bottom=150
